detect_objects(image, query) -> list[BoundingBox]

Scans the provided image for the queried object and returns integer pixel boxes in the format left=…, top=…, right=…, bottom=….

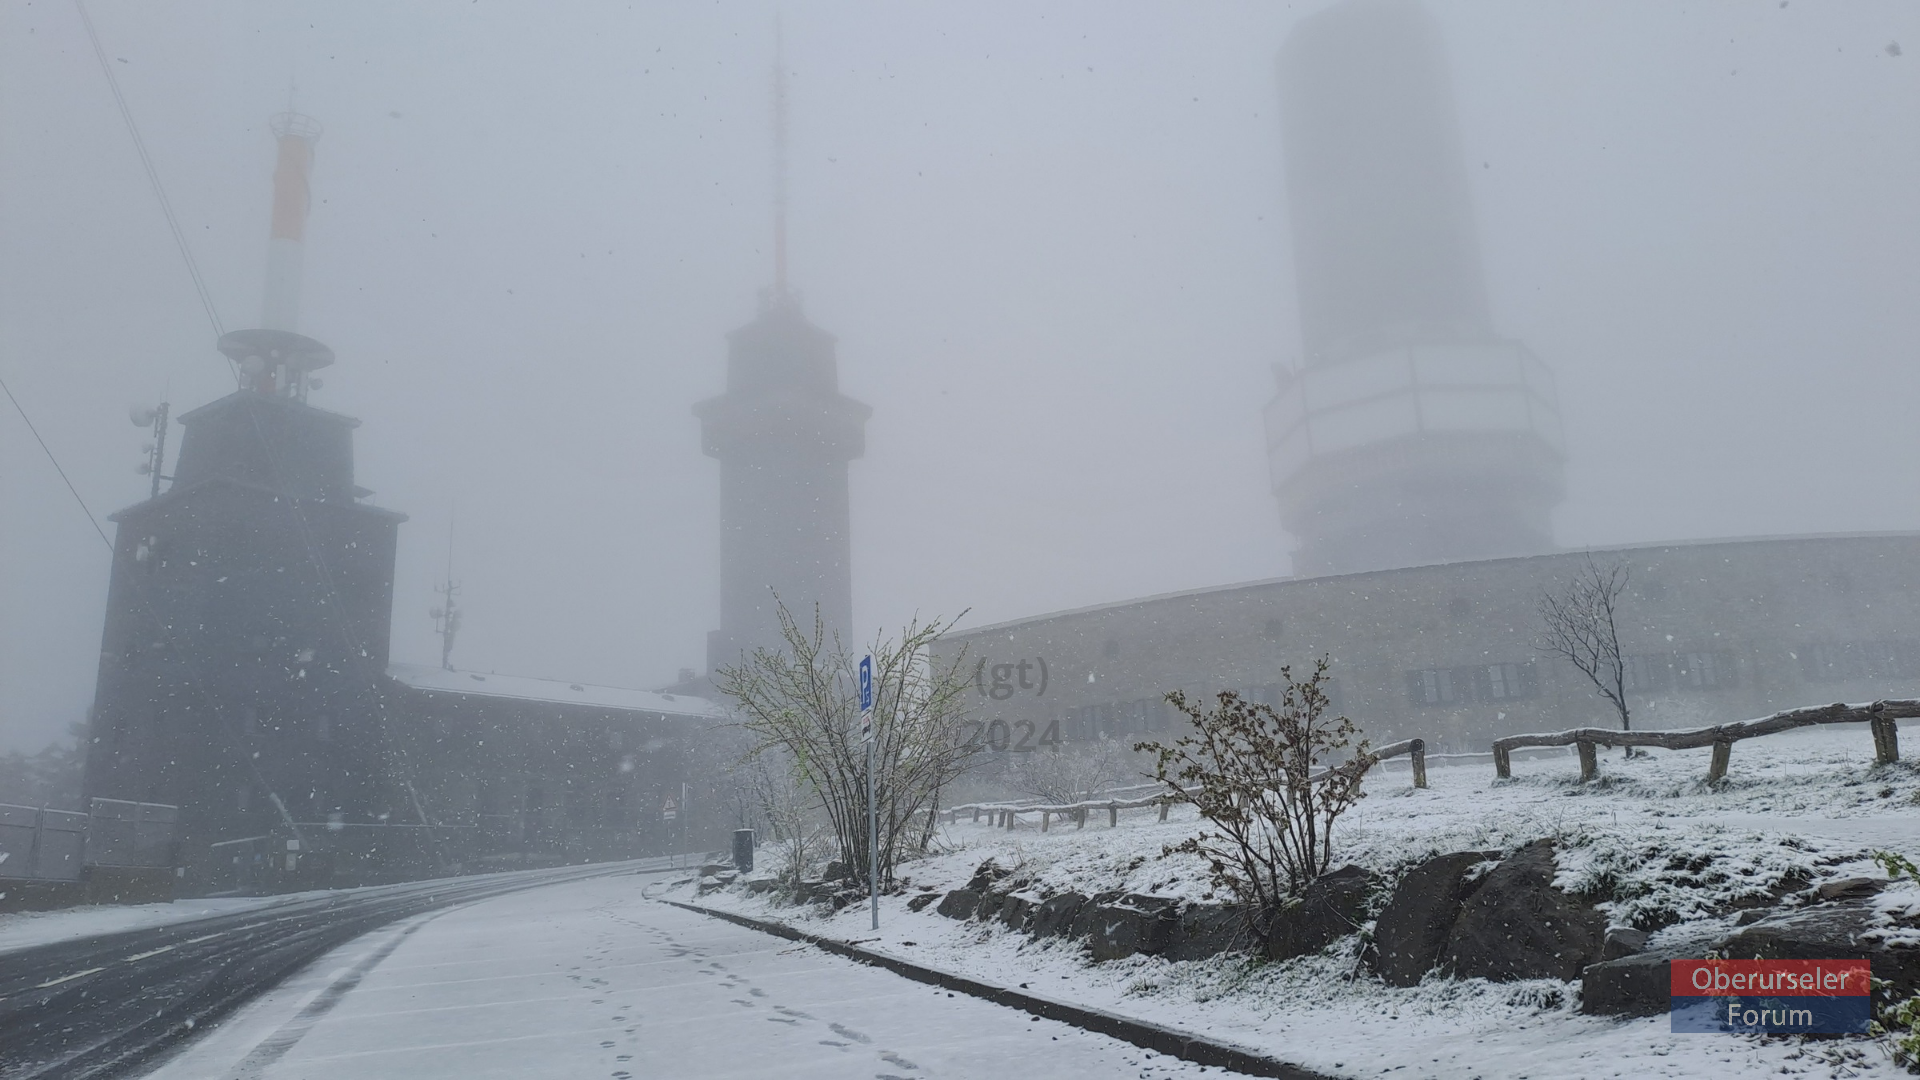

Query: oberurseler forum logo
left=1670, top=959, right=1871, bottom=1034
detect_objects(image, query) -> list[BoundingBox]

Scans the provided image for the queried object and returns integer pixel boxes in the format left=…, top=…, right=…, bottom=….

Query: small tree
left=1537, top=556, right=1632, bottom=741
left=727, top=746, right=833, bottom=898
left=1008, top=735, right=1140, bottom=805
left=0, top=722, right=85, bottom=810
left=715, top=601, right=978, bottom=888
left=1137, top=658, right=1370, bottom=923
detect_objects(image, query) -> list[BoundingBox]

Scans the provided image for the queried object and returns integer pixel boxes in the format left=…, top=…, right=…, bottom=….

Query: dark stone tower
left=695, top=297, right=870, bottom=671
left=84, top=330, right=408, bottom=856
left=1264, top=0, right=1565, bottom=577
left=693, top=42, right=870, bottom=674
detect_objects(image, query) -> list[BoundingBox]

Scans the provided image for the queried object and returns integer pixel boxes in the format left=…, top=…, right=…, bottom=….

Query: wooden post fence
left=1488, top=699, right=1920, bottom=786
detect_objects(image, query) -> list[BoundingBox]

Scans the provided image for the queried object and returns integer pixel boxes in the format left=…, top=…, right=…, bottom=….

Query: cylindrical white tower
left=262, top=112, right=322, bottom=333
left=1265, top=0, right=1564, bottom=577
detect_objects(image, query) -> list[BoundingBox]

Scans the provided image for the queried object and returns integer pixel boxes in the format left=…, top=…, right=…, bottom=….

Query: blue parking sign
left=859, top=655, right=873, bottom=738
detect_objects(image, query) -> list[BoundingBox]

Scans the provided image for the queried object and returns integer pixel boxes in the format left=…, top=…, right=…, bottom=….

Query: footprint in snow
left=748, top=988, right=767, bottom=998
left=775, top=1006, right=813, bottom=1019
left=599, top=1041, right=615, bottom=1049
left=820, top=1040, right=849, bottom=1048
left=830, top=1023, right=872, bottom=1044
left=879, top=1051, right=920, bottom=1070
left=767, top=1016, right=799, bottom=1025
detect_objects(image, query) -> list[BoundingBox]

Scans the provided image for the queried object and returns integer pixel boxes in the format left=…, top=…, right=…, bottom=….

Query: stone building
left=939, top=534, right=1920, bottom=757
left=83, top=114, right=729, bottom=891
left=83, top=328, right=729, bottom=890
left=939, top=4, right=1920, bottom=760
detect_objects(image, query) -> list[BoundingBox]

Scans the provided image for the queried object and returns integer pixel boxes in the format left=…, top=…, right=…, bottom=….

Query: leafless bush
left=1008, top=735, right=1142, bottom=804
left=714, top=601, right=978, bottom=887
left=724, top=747, right=832, bottom=895
left=1538, top=555, right=1633, bottom=746
left=1138, top=658, right=1370, bottom=917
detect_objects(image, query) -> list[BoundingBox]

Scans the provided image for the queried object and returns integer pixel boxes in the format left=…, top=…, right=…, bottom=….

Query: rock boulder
left=1370, top=851, right=1497, bottom=986
left=935, top=888, right=981, bottom=920
left=1267, top=864, right=1377, bottom=961
left=1165, top=903, right=1254, bottom=961
left=1027, top=892, right=1087, bottom=938
left=1719, top=899, right=1920, bottom=998
left=1084, top=897, right=1183, bottom=961
left=1443, top=840, right=1606, bottom=982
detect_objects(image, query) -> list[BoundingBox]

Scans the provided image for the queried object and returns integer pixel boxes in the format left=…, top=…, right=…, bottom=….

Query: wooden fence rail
left=937, top=738, right=1429, bottom=832
left=1489, top=699, right=1920, bottom=784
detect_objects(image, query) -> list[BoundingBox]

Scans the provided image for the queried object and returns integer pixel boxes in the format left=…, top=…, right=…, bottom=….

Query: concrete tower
left=694, top=46, right=870, bottom=672
left=85, top=115, right=409, bottom=863
left=1263, top=0, right=1564, bottom=577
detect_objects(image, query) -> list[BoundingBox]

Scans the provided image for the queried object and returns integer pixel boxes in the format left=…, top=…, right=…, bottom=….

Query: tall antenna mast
left=430, top=520, right=461, bottom=671
left=772, top=17, right=789, bottom=302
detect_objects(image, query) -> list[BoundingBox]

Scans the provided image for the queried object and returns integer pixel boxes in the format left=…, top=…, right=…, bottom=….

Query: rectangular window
left=1622, top=654, right=1671, bottom=693
left=1408, top=663, right=1538, bottom=707
left=1486, top=664, right=1510, bottom=700
left=1675, top=650, right=1737, bottom=691
left=1800, top=640, right=1920, bottom=682
left=1407, top=668, right=1457, bottom=706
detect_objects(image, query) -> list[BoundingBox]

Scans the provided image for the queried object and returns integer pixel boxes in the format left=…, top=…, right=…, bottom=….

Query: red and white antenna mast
left=262, top=110, right=322, bottom=332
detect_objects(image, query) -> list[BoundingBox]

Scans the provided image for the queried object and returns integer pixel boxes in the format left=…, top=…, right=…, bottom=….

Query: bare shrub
left=726, top=746, right=833, bottom=897
left=1539, top=556, right=1635, bottom=759
left=1137, top=658, right=1370, bottom=918
left=1008, top=735, right=1142, bottom=805
left=714, top=602, right=978, bottom=887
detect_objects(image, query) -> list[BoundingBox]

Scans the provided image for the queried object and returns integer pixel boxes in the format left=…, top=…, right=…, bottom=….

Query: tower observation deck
left=1264, top=0, right=1564, bottom=577
left=694, top=295, right=870, bottom=672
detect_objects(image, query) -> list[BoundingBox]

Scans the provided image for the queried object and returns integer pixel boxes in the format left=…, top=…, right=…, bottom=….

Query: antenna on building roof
left=772, top=16, right=790, bottom=304
left=430, top=518, right=461, bottom=671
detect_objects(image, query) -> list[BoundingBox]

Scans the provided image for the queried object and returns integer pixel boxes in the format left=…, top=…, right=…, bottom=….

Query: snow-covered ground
left=139, top=870, right=1221, bottom=1080
left=0, top=893, right=304, bottom=955
left=679, top=727, right=1920, bottom=1079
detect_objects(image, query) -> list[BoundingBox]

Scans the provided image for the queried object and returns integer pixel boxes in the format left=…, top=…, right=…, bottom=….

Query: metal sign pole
left=860, top=654, right=877, bottom=931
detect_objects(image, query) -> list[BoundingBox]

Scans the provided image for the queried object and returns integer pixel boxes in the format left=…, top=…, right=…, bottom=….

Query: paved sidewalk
left=139, top=872, right=1213, bottom=1080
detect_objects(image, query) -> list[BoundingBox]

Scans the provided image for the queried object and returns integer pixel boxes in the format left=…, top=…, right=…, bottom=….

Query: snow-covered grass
left=674, top=726, right=1920, bottom=1078
left=0, top=893, right=298, bottom=955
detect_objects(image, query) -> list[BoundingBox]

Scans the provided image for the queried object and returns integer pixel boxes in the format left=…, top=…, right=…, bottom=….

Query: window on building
left=1622, top=654, right=1671, bottom=693
left=1408, top=668, right=1458, bottom=706
left=1408, top=663, right=1538, bottom=707
left=1675, top=650, right=1737, bottom=690
left=1799, top=640, right=1920, bottom=683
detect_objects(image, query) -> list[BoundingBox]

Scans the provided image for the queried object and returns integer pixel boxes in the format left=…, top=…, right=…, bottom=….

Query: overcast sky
left=2, top=1, right=1916, bottom=753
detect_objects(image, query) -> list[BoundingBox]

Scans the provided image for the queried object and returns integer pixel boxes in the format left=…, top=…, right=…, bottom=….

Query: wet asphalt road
left=0, top=858, right=681, bottom=1080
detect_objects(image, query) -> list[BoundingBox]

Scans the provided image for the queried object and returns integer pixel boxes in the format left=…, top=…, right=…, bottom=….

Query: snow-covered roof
left=387, top=663, right=726, bottom=720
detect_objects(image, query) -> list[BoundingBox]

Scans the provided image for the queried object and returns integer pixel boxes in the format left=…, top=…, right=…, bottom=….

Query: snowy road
left=139, top=872, right=1222, bottom=1080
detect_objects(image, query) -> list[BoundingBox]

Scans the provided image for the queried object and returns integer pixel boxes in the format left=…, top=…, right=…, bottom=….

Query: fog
left=2, top=0, right=1916, bottom=754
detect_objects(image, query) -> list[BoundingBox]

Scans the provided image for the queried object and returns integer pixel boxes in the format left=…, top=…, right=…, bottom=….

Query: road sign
left=859, top=655, right=874, bottom=741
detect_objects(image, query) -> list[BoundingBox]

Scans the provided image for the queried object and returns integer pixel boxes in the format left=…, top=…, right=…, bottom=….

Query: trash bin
left=731, top=829, right=755, bottom=873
